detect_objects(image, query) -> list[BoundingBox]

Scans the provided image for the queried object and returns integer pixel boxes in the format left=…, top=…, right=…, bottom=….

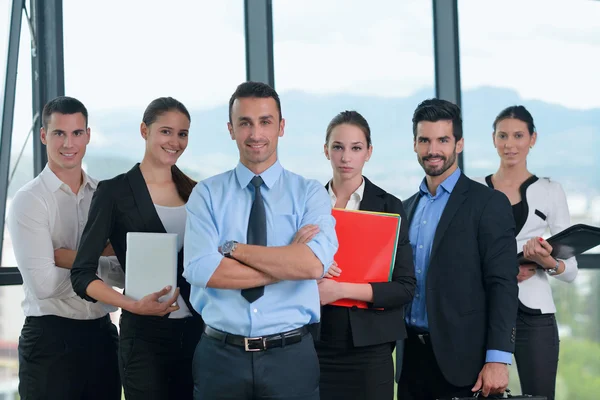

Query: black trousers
left=192, top=329, right=320, bottom=399
left=18, top=314, right=120, bottom=400
left=514, top=311, right=559, bottom=400
left=119, top=311, right=204, bottom=400
left=397, top=330, right=473, bottom=400
left=316, top=342, right=394, bottom=400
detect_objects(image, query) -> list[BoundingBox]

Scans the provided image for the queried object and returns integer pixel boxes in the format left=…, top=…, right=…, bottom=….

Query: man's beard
left=418, top=148, right=457, bottom=177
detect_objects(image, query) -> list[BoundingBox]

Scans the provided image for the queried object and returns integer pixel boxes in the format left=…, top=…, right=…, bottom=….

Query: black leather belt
left=204, top=325, right=309, bottom=352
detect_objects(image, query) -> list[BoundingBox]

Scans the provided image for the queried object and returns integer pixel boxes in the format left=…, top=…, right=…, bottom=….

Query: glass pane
left=273, top=0, right=435, bottom=201
left=63, top=0, right=245, bottom=182
left=0, top=2, right=28, bottom=398
left=459, top=0, right=600, bottom=397
left=2, top=2, right=34, bottom=268
left=0, top=286, right=22, bottom=398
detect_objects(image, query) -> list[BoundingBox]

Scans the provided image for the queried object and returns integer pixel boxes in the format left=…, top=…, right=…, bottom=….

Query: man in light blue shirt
left=397, top=99, right=518, bottom=400
left=184, top=81, right=338, bottom=400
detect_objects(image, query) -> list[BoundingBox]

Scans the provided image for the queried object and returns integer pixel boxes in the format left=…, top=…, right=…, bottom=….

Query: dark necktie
left=241, top=176, right=266, bottom=303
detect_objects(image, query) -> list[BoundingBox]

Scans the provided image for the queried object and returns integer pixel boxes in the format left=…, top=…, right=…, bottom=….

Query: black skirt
left=316, top=341, right=394, bottom=400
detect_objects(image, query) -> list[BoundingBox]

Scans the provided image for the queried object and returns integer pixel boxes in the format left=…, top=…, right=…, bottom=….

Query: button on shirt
left=406, top=168, right=461, bottom=331
left=7, top=165, right=123, bottom=319
left=406, top=168, right=512, bottom=364
left=184, top=160, right=339, bottom=337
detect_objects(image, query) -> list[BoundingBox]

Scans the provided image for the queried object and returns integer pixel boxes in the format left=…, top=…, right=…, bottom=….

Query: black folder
left=518, top=223, right=600, bottom=264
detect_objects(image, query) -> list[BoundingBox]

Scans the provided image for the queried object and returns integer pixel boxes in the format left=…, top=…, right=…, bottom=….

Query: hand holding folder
left=517, top=223, right=600, bottom=264
left=329, top=208, right=401, bottom=309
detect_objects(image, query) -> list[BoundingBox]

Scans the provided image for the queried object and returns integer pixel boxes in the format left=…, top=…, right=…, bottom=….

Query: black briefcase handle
left=445, top=388, right=547, bottom=399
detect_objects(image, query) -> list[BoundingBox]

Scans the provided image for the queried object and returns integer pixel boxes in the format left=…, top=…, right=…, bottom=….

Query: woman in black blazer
left=70, top=97, right=203, bottom=400
left=315, top=111, right=416, bottom=400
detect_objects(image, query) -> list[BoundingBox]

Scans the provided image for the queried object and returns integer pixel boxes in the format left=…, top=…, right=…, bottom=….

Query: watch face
left=222, top=241, right=234, bottom=254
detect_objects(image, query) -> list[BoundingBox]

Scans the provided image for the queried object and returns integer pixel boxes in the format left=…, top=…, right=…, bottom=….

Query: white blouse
left=328, top=179, right=365, bottom=211
left=475, top=176, right=578, bottom=314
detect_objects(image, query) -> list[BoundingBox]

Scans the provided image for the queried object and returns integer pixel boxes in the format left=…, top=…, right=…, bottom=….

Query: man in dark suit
left=397, top=99, right=519, bottom=399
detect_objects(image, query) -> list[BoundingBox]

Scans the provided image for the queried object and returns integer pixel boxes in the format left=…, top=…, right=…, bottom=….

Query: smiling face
left=227, top=96, right=285, bottom=174
left=414, top=120, right=463, bottom=179
left=324, top=123, right=372, bottom=181
left=493, top=117, right=536, bottom=167
left=41, top=112, right=90, bottom=171
left=141, top=110, right=190, bottom=166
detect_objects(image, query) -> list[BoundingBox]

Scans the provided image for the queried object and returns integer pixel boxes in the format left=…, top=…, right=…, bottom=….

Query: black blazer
left=403, top=173, right=518, bottom=387
left=319, top=177, right=416, bottom=348
left=70, top=164, right=199, bottom=318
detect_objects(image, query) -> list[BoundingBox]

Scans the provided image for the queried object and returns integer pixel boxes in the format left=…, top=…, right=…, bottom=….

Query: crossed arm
left=183, top=182, right=338, bottom=289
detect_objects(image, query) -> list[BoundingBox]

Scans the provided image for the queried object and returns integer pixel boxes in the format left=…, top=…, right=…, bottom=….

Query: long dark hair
left=142, top=97, right=197, bottom=202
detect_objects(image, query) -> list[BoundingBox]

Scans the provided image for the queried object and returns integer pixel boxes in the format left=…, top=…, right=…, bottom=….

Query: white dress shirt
left=328, top=179, right=365, bottom=210
left=7, top=165, right=123, bottom=319
left=475, top=176, right=578, bottom=314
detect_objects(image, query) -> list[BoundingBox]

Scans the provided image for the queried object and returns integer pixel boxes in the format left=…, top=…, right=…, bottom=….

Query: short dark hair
left=493, top=105, right=536, bottom=135
left=42, top=96, right=88, bottom=129
left=412, top=98, right=463, bottom=141
left=142, top=97, right=191, bottom=127
left=228, top=81, right=282, bottom=123
left=325, top=110, right=372, bottom=147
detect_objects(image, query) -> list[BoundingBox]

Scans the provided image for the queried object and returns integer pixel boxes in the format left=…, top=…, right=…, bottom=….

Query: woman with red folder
left=313, top=110, right=416, bottom=399
left=477, top=105, right=578, bottom=400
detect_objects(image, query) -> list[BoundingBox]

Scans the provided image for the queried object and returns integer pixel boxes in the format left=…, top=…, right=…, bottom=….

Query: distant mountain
left=6, top=87, right=600, bottom=202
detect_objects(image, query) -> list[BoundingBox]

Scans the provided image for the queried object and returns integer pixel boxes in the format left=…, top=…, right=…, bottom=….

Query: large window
left=273, top=0, right=435, bottom=201
left=63, top=0, right=246, bottom=182
left=1, top=1, right=29, bottom=397
left=459, top=0, right=600, bottom=397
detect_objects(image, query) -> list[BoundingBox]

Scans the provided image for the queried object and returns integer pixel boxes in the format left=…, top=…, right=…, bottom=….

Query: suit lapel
left=358, top=177, right=385, bottom=212
left=403, top=194, right=420, bottom=224
left=430, top=173, right=469, bottom=260
left=125, top=164, right=167, bottom=234
left=325, top=177, right=386, bottom=212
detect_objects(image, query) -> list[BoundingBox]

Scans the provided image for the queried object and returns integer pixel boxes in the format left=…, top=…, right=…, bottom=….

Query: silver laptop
left=125, top=232, right=178, bottom=302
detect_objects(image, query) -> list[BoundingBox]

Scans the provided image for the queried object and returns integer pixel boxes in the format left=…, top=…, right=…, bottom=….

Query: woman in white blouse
left=480, top=105, right=577, bottom=400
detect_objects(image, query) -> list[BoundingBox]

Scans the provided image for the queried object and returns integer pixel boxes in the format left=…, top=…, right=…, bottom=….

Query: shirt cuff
left=305, top=241, right=331, bottom=278
left=486, top=350, right=512, bottom=365
left=183, top=252, right=224, bottom=288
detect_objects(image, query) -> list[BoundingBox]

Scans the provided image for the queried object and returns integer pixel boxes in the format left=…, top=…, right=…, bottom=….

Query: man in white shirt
left=7, top=96, right=122, bottom=400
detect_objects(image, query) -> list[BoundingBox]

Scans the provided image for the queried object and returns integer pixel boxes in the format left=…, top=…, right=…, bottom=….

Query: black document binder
left=517, top=223, right=600, bottom=264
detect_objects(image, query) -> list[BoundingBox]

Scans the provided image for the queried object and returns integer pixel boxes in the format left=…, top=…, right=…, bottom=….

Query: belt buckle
left=417, top=333, right=427, bottom=345
left=244, top=336, right=267, bottom=352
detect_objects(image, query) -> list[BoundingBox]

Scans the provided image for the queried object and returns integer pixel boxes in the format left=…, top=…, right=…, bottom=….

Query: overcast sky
left=1, top=0, right=600, bottom=163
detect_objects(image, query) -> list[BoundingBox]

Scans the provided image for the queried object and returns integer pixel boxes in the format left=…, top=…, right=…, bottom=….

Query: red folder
left=329, top=208, right=401, bottom=309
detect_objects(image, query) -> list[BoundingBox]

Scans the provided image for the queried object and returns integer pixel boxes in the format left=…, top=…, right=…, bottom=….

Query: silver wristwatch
left=546, top=259, right=560, bottom=275
left=220, top=240, right=238, bottom=258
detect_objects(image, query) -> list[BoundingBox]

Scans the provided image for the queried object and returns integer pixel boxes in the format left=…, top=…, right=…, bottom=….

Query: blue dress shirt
left=406, top=168, right=511, bottom=365
left=183, top=160, right=339, bottom=337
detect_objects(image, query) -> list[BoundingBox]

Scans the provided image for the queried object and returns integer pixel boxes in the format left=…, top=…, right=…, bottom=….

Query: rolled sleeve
left=183, top=183, right=225, bottom=288
left=486, top=350, right=512, bottom=365
left=7, top=191, right=74, bottom=300
left=302, top=182, right=339, bottom=276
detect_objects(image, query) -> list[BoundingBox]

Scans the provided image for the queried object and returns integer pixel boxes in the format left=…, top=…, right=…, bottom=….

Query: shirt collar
left=328, top=178, right=365, bottom=203
left=40, top=164, right=97, bottom=193
left=419, top=167, right=461, bottom=197
left=235, top=160, right=283, bottom=190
